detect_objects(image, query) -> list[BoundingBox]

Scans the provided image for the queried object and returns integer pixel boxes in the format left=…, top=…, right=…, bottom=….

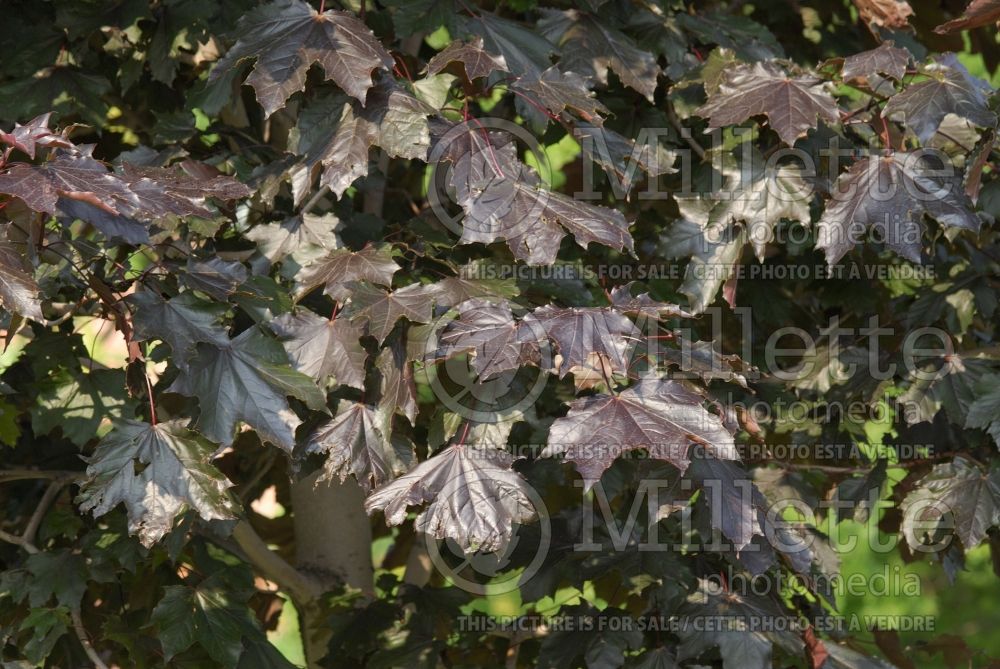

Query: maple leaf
left=539, top=9, right=660, bottom=101
left=882, top=54, right=997, bottom=144
left=433, top=298, right=540, bottom=379
left=33, top=369, right=137, bottom=448
left=122, top=163, right=251, bottom=203
left=660, top=218, right=747, bottom=314
left=966, top=374, right=1000, bottom=447
left=294, top=243, right=399, bottom=300
left=574, top=123, right=676, bottom=194
left=246, top=212, right=341, bottom=266
left=460, top=12, right=556, bottom=77
left=167, top=327, right=327, bottom=451
left=77, top=419, right=237, bottom=547
left=686, top=450, right=764, bottom=552
left=901, top=457, right=1000, bottom=550
left=831, top=459, right=888, bottom=523
left=376, top=331, right=418, bottom=423
left=511, top=67, right=609, bottom=123
left=422, top=268, right=519, bottom=307
left=364, top=443, right=537, bottom=552
left=433, top=117, right=517, bottom=202
left=0, top=113, right=72, bottom=159
left=935, top=0, right=1000, bottom=33
left=127, top=291, right=229, bottom=371
left=343, top=282, right=435, bottom=344
left=676, top=578, right=802, bottom=669
left=521, top=304, right=640, bottom=378
left=448, top=141, right=634, bottom=264
left=816, top=152, right=980, bottom=265
left=294, top=81, right=434, bottom=200
left=210, top=0, right=392, bottom=116
left=542, top=378, right=738, bottom=489
left=150, top=568, right=286, bottom=667
left=696, top=61, right=840, bottom=146
left=841, top=42, right=911, bottom=84
left=661, top=338, right=756, bottom=388
left=427, top=37, right=508, bottom=81
left=608, top=284, right=692, bottom=320
left=0, top=236, right=43, bottom=322
left=699, top=148, right=812, bottom=262
left=305, top=402, right=413, bottom=492
left=0, top=149, right=139, bottom=218
left=182, top=257, right=248, bottom=301
left=0, top=149, right=249, bottom=244
left=271, top=309, right=367, bottom=389
left=898, top=354, right=996, bottom=427
left=853, top=0, right=914, bottom=29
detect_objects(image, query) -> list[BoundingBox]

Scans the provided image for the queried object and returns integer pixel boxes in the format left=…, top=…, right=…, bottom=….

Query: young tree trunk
left=291, top=471, right=374, bottom=667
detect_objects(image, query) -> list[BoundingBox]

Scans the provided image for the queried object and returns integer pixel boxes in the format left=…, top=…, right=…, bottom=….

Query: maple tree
left=0, top=0, right=999, bottom=668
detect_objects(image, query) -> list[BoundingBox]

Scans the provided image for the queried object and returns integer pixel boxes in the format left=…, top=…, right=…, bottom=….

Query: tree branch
left=0, top=469, right=80, bottom=483
left=231, top=520, right=323, bottom=604
left=0, top=528, right=38, bottom=553
left=71, top=607, right=110, bottom=669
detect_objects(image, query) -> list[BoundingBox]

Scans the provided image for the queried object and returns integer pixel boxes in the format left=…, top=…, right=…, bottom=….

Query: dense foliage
left=0, top=0, right=999, bottom=667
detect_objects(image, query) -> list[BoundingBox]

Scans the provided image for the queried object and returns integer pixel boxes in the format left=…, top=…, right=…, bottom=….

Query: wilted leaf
left=935, top=0, right=1000, bottom=33
left=853, top=0, right=914, bottom=29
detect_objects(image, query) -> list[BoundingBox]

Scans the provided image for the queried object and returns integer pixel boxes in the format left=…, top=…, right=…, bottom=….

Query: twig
left=666, top=101, right=706, bottom=160
left=71, top=607, right=110, bottom=669
left=23, top=479, right=68, bottom=548
left=301, top=184, right=330, bottom=214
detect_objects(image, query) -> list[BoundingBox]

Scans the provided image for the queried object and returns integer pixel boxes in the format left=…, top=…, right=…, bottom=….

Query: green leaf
left=966, top=373, right=1000, bottom=447
left=150, top=568, right=267, bottom=667
left=25, top=550, right=88, bottom=608
left=33, top=369, right=136, bottom=447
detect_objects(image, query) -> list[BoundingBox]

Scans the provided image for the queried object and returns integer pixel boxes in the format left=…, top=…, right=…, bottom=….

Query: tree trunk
left=291, top=471, right=373, bottom=667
